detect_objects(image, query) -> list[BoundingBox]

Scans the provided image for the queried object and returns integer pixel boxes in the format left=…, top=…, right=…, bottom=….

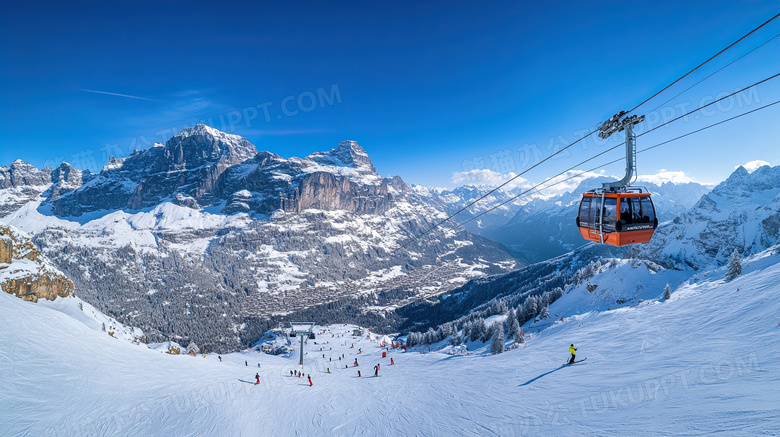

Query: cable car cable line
left=392, top=130, right=599, bottom=252
left=626, top=12, right=780, bottom=115
left=644, top=31, right=780, bottom=116
left=637, top=71, right=780, bottom=138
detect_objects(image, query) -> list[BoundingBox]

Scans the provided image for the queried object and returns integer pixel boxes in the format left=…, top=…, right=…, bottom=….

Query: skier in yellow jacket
left=568, top=344, right=577, bottom=364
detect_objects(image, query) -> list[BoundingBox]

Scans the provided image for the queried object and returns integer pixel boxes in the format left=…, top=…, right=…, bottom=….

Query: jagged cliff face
left=216, top=139, right=405, bottom=216
left=0, top=225, right=75, bottom=302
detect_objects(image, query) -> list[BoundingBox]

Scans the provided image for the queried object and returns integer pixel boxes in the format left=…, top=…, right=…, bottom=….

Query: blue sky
left=1, top=1, right=779, bottom=188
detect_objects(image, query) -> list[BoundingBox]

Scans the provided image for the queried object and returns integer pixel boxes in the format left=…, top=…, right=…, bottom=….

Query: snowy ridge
left=639, top=164, right=780, bottom=270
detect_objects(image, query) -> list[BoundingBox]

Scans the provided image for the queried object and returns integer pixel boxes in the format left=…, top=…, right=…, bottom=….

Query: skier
left=218, top=355, right=222, bottom=362
left=308, top=375, right=313, bottom=387
left=290, top=370, right=294, bottom=377
left=374, top=365, right=379, bottom=377
left=255, top=373, right=260, bottom=385
left=390, top=358, right=394, bottom=365
left=354, top=359, right=359, bottom=367
left=245, top=361, right=248, bottom=366
left=327, top=368, right=331, bottom=374
left=257, top=363, right=260, bottom=368
left=358, top=370, right=361, bottom=377
left=569, top=344, right=577, bottom=364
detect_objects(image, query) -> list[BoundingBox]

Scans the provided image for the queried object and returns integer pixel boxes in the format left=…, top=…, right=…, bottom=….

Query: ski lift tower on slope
left=576, top=111, right=658, bottom=246
left=289, top=322, right=315, bottom=367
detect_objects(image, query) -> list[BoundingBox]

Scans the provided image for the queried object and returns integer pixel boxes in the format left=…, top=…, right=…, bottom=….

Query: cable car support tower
left=598, top=111, right=645, bottom=191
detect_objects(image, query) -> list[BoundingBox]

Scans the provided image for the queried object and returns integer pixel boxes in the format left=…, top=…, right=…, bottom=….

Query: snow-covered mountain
left=0, top=125, right=515, bottom=352
left=412, top=184, right=531, bottom=234
left=637, top=164, right=780, bottom=270
left=0, top=159, right=59, bottom=216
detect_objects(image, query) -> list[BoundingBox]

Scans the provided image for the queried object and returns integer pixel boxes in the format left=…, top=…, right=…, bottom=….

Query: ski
left=565, top=357, right=587, bottom=365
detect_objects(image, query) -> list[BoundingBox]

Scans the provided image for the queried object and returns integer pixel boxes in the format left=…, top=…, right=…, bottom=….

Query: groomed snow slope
left=2, top=251, right=780, bottom=436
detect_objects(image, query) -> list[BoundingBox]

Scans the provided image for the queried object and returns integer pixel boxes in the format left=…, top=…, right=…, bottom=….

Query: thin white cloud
left=737, top=160, right=771, bottom=173
left=451, top=169, right=529, bottom=189
left=80, top=89, right=167, bottom=102
left=636, top=169, right=696, bottom=185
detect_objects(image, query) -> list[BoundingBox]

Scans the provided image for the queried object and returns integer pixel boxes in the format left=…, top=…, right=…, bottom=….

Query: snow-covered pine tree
left=504, top=309, right=517, bottom=332
left=187, top=341, right=199, bottom=355
left=462, top=322, right=472, bottom=342
left=516, top=305, right=527, bottom=325
left=539, top=305, right=550, bottom=319
left=523, top=296, right=538, bottom=320
left=726, top=249, right=742, bottom=282
left=490, top=324, right=505, bottom=355
left=468, top=319, right=483, bottom=342
left=508, top=314, right=522, bottom=340
left=425, top=327, right=437, bottom=344
left=482, top=322, right=495, bottom=343
left=663, top=283, right=671, bottom=300
left=440, top=323, right=453, bottom=339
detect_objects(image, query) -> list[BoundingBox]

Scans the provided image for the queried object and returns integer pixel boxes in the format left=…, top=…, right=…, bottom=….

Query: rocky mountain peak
left=307, top=140, right=376, bottom=173
left=0, top=160, right=52, bottom=189
left=712, top=164, right=780, bottom=198
left=51, top=162, right=82, bottom=183
left=162, top=124, right=258, bottom=170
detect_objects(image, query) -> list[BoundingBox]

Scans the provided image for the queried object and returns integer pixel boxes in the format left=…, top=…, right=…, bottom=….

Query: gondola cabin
left=576, top=189, right=657, bottom=247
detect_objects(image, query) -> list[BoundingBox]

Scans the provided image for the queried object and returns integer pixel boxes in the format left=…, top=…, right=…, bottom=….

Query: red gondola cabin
left=576, top=189, right=657, bottom=247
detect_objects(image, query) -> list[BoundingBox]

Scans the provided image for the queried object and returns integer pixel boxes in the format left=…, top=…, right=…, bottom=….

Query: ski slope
left=2, top=251, right=780, bottom=436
